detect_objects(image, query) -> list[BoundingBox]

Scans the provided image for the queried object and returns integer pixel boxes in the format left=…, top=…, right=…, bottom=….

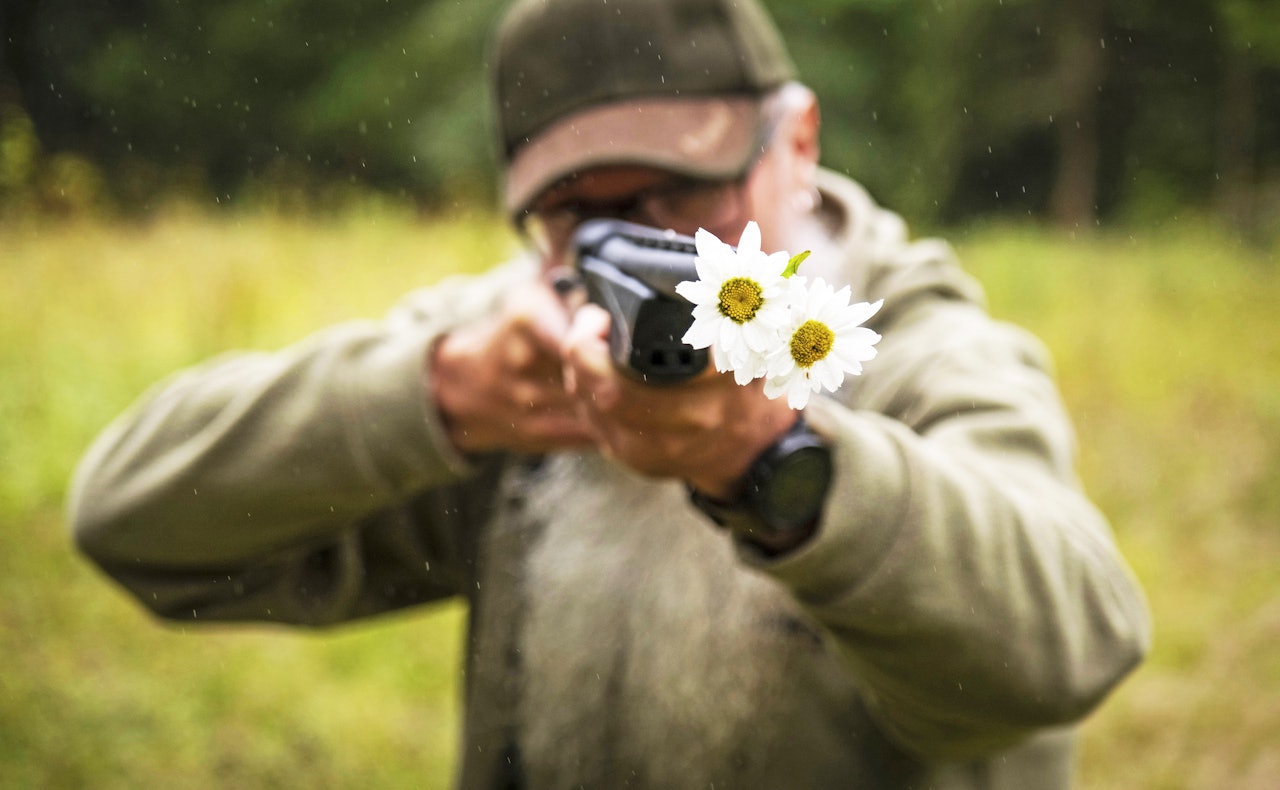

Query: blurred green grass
left=2, top=207, right=1277, bottom=788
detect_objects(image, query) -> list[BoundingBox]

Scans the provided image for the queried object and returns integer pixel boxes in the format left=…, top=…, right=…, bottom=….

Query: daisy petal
left=787, top=380, right=811, bottom=410
left=682, top=317, right=721, bottom=349
left=738, top=221, right=761, bottom=256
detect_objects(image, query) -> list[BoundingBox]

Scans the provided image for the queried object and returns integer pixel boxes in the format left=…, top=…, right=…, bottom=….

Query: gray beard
left=515, top=453, right=810, bottom=787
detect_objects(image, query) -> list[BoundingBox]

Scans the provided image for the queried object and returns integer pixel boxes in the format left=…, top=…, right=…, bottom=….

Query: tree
left=1213, top=0, right=1280, bottom=237
left=2, top=0, right=506, bottom=208
left=1049, top=0, right=1107, bottom=228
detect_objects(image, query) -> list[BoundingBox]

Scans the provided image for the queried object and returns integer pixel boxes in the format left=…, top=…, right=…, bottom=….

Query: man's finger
left=563, top=303, right=618, bottom=406
left=504, top=279, right=574, bottom=355
left=563, top=304, right=612, bottom=371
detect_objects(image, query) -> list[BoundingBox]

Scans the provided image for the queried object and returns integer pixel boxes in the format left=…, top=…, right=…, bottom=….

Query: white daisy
left=763, top=277, right=883, bottom=409
left=675, top=221, right=792, bottom=384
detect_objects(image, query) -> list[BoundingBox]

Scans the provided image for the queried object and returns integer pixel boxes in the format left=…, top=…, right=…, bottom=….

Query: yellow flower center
left=790, top=319, right=835, bottom=368
left=717, top=277, right=765, bottom=324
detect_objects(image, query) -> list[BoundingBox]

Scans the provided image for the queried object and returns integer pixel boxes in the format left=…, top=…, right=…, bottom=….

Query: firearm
left=569, top=218, right=709, bottom=384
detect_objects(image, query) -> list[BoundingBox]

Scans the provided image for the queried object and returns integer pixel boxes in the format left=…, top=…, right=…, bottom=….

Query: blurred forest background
left=1, top=0, right=1279, bottom=235
left=2, top=0, right=1279, bottom=788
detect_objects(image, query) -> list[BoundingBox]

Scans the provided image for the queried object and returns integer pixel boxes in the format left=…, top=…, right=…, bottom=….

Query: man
left=69, top=0, right=1150, bottom=786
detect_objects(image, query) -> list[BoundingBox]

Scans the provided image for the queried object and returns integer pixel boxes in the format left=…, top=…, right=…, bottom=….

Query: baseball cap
left=490, top=0, right=796, bottom=219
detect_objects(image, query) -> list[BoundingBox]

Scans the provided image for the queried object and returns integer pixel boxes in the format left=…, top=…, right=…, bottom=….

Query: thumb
left=512, top=279, right=575, bottom=353
left=569, top=303, right=611, bottom=343
left=561, top=304, right=613, bottom=394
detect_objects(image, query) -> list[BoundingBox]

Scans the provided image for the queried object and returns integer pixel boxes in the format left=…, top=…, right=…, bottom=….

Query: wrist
left=427, top=333, right=482, bottom=454
left=688, top=415, right=833, bottom=555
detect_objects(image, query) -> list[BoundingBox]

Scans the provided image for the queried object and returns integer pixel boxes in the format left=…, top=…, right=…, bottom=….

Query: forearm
left=69, top=319, right=468, bottom=568
left=66, top=258, right=540, bottom=571
left=66, top=262, right=543, bottom=627
left=763, top=402, right=1147, bottom=757
left=741, top=313, right=1150, bottom=759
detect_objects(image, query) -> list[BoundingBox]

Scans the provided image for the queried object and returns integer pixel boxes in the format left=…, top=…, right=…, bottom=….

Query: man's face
left=522, top=164, right=763, bottom=268
left=518, top=87, right=820, bottom=267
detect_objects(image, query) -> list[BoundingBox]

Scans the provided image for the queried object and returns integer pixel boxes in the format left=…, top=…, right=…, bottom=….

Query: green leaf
left=782, top=250, right=810, bottom=278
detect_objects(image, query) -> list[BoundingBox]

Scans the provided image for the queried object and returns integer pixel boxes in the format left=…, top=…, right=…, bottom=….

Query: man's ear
left=790, top=90, right=820, bottom=170
left=778, top=86, right=820, bottom=201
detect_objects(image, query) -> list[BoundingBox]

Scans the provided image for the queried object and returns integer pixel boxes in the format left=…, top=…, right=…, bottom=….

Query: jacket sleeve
left=743, top=294, right=1151, bottom=761
left=67, top=261, right=531, bottom=626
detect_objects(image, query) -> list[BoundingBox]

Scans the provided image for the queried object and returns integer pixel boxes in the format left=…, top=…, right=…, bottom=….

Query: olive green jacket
left=69, top=170, right=1150, bottom=788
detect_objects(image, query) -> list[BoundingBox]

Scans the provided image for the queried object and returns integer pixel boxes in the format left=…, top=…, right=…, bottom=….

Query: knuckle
left=503, top=336, right=537, bottom=371
left=655, top=432, right=688, bottom=461
left=509, top=379, right=542, bottom=408
left=686, top=402, right=724, bottom=433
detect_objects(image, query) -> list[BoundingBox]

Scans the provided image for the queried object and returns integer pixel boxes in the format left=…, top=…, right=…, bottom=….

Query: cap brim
left=504, top=95, right=764, bottom=218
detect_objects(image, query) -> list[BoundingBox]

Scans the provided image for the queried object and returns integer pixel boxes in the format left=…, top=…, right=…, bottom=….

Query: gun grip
left=581, top=258, right=708, bottom=384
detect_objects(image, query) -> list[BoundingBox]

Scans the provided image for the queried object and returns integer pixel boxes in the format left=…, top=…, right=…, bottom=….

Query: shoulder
left=387, top=255, right=540, bottom=328
left=815, top=169, right=985, bottom=319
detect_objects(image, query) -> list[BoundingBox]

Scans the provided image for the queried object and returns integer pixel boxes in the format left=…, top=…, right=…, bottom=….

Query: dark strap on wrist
left=687, top=416, right=831, bottom=555
left=688, top=485, right=818, bottom=555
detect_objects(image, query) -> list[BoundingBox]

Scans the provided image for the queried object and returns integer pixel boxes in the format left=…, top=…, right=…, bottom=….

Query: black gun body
left=573, top=219, right=710, bottom=384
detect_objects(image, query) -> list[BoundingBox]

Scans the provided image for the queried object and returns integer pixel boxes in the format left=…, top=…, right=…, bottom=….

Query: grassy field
left=1, top=206, right=1276, bottom=788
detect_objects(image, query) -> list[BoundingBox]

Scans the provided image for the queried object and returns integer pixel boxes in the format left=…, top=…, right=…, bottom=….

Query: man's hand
left=430, top=280, right=595, bottom=455
left=561, top=304, right=796, bottom=499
